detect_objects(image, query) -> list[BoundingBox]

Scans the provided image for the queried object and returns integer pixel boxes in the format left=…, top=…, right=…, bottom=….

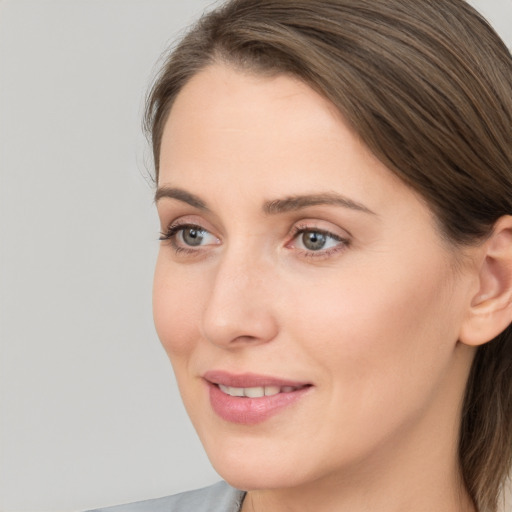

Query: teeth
left=229, top=386, right=245, bottom=397
left=264, top=386, right=281, bottom=396
left=218, top=384, right=300, bottom=397
left=244, top=387, right=265, bottom=398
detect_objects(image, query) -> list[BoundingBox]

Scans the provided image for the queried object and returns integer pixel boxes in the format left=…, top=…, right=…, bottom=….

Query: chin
left=202, top=435, right=322, bottom=492
left=213, top=461, right=305, bottom=492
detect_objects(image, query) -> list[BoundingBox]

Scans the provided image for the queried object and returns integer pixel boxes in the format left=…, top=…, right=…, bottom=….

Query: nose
left=200, top=249, right=279, bottom=348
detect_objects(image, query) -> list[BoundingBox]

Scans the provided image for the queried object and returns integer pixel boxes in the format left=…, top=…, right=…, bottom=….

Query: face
left=153, top=65, right=477, bottom=491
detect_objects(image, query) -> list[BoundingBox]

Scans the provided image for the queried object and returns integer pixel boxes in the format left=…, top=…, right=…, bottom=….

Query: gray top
left=88, top=481, right=246, bottom=512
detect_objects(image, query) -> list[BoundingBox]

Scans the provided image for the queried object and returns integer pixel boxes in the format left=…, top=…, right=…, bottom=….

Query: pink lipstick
left=203, top=371, right=312, bottom=425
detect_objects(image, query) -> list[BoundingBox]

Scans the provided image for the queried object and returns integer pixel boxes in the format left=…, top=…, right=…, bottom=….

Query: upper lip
left=203, top=370, right=311, bottom=388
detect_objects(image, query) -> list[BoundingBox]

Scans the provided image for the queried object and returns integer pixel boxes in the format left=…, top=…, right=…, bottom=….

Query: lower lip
left=207, top=382, right=311, bottom=425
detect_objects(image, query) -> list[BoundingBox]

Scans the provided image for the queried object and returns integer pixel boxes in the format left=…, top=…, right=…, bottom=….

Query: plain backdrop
left=0, top=1, right=511, bottom=511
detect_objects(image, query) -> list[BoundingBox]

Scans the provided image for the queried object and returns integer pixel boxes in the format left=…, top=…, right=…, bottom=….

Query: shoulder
left=86, top=481, right=245, bottom=512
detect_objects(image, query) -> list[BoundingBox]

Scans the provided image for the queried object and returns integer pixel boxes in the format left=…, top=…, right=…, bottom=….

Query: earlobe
left=459, top=215, right=512, bottom=347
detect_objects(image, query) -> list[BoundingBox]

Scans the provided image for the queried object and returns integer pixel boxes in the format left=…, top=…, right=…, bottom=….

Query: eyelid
left=286, top=221, right=351, bottom=258
left=159, top=223, right=209, bottom=241
left=289, top=220, right=350, bottom=242
left=159, top=218, right=221, bottom=254
left=159, top=214, right=217, bottom=238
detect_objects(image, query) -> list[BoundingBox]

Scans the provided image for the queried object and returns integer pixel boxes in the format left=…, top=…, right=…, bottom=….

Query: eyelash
left=288, top=224, right=350, bottom=259
left=159, top=222, right=350, bottom=259
left=159, top=223, right=207, bottom=256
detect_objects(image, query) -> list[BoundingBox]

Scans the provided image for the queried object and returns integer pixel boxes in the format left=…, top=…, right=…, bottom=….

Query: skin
left=153, top=64, right=480, bottom=512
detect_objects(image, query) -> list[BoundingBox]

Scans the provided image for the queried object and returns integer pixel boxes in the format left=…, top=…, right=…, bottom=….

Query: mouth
left=203, top=371, right=313, bottom=425
left=217, top=383, right=309, bottom=398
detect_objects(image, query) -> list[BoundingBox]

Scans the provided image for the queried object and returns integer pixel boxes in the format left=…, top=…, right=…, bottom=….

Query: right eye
left=176, top=226, right=207, bottom=247
left=159, top=223, right=220, bottom=252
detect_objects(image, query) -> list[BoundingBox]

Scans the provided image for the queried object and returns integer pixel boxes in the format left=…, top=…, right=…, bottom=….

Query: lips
left=204, top=370, right=310, bottom=388
left=203, top=371, right=312, bottom=425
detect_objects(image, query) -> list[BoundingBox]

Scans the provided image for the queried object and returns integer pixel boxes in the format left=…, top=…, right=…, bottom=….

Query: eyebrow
left=155, top=186, right=209, bottom=210
left=155, top=186, right=375, bottom=216
left=263, top=193, right=375, bottom=215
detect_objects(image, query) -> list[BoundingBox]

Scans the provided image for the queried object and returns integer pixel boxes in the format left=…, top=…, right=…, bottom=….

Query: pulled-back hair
left=145, top=1, right=512, bottom=510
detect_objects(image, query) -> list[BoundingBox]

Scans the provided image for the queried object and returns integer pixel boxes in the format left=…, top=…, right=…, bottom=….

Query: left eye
left=294, top=229, right=343, bottom=252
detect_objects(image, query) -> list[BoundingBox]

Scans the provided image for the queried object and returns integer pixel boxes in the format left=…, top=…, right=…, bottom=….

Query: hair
left=144, top=1, right=512, bottom=510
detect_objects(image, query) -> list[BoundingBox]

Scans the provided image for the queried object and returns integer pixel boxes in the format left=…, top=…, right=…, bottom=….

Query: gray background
left=0, top=1, right=510, bottom=511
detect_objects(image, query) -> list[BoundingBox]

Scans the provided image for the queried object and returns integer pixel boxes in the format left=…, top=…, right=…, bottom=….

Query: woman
left=92, top=1, right=512, bottom=511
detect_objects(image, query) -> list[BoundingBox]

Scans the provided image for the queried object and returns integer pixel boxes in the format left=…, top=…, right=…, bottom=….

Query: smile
left=204, top=371, right=313, bottom=425
left=218, top=384, right=306, bottom=398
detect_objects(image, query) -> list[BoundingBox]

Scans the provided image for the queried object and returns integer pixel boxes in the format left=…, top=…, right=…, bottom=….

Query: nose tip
left=200, top=261, right=279, bottom=348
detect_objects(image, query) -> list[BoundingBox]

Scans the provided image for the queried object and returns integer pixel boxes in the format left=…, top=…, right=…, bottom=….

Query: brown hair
left=145, top=1, right=512, bottom=510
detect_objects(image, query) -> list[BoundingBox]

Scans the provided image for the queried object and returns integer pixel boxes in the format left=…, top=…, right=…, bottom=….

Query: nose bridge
left=201, top=242, right=278, bottom=347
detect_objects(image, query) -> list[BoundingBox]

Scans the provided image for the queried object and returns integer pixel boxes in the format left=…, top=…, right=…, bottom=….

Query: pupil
left=183, top=228, right=204, bottom=246
left=303, top=231, right=326, bottom=251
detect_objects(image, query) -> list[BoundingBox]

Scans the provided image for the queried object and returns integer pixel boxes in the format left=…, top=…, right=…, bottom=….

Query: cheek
left=276, top=255, right=463, bottom=464
left=286, top=251, right=459, bottom=392
left=152, top=255, right=204, bottom=359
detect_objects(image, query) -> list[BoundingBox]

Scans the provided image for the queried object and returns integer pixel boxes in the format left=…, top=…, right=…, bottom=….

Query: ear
left=459, top=215, right=512, bottom=347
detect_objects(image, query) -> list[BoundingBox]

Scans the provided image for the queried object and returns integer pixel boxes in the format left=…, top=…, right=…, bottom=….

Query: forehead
left=162, top=64, right=346, bottom=156
left=161, top=66, right=385, bottom=188
left=158, top=64, right=437, bottom=234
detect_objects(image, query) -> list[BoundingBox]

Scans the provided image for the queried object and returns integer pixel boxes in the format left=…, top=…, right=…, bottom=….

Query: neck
left=242, top=437, right=475, bottom=512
